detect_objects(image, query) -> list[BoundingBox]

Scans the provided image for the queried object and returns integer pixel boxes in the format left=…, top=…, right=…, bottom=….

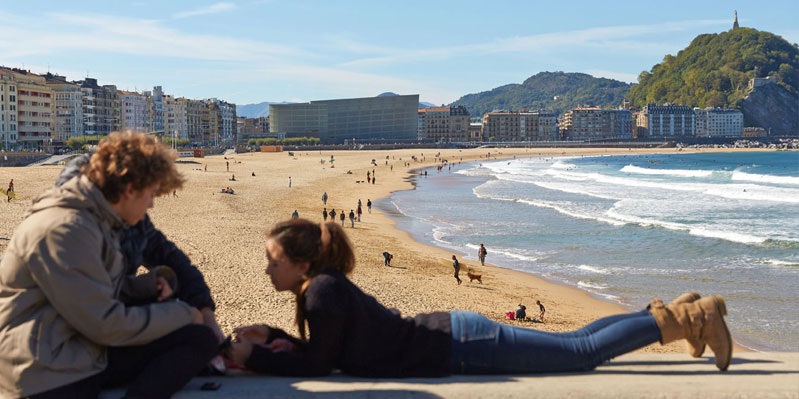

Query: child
left=225, top=219, right=732, bottom=377
left=537, top=300, right=546, bottom=323
left=382, top=251, right=393, bottom=267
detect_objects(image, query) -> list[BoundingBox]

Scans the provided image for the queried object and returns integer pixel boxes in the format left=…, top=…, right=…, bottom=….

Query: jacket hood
left=27, top=175, right=124, bottom=230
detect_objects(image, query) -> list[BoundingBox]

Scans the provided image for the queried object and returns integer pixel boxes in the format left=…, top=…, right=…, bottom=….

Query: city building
left=417, top=109, right=426, bottom=140
left=469, top=122, right=483, bottom=141
left=1, top=68, right=55, bottom=150
left=636, top=103, right=695, bottom=138
left=209, top=99, right=236, bottom=146
left=421, top=106, right=470, bottom=142
left=482, top=110, right=557, bottom=141
left=143, top=86, right=165, bottom=133
left=186, top=99, right=206, bottom=146
left=0, top=68, right=19, bottom=149
left=45, top=73, right=83, bottom=145
left=75, top=78, right=119, bottom=137
left=118, top=90, right=152, bottom=133
left=270, top=94, right=419, bottom=144
left=694, top=107, right=743, bottom=137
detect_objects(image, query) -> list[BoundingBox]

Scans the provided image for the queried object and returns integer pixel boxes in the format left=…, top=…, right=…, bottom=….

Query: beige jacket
left=0, top=176, right=193, bottom=397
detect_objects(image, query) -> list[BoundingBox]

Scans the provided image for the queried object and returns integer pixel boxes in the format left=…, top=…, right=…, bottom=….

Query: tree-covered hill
left=450, top=72, right=631, bottom=117
left=629, top=27, right=799, bottom=108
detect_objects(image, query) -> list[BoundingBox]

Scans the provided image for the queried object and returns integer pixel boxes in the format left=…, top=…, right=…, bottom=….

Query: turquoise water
left=377, top=151, right=799, bottom=351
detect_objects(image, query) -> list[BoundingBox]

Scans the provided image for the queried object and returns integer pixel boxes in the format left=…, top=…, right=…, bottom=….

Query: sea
left=377, top=151, right=799, bottom=351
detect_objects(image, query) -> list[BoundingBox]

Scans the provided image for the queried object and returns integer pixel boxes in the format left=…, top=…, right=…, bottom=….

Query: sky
left=1, top=1, right=797, bottom=106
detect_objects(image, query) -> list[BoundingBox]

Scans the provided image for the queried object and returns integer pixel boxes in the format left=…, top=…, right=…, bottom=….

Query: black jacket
left=56, top=154, right=215, bottom=310
left=246, top=270, right=452, bottom=377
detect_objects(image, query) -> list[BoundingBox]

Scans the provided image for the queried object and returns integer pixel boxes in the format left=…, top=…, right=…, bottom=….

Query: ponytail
left=268, top=219, right=355, bottom=340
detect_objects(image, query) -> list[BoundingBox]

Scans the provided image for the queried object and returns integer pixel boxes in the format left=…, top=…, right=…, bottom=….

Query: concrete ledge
left=101, top=352, right=799, bottom=398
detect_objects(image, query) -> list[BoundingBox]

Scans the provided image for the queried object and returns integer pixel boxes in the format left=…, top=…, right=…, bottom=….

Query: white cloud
left=173, top=2, right=236, bottom=19
left=339, top=19, right=730, bottom=68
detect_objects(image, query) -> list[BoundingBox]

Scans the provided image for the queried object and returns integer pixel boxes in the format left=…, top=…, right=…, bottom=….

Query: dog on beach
left=467, top=268, right=482, bottom=284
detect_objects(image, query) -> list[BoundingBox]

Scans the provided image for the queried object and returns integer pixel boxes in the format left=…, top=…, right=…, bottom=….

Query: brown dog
left=467, top=268, right=482, bottom=284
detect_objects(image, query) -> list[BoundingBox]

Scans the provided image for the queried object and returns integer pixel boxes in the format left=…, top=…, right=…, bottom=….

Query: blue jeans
left=449, top=310, right=660, bottom=374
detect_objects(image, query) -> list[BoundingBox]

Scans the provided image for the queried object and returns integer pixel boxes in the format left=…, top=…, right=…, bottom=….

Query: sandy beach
left=1, top=147, right=769, bottom=353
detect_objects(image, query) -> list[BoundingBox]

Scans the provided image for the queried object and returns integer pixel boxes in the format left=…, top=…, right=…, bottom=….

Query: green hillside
left=450, top=71, right=631, bottom=117
left=629, top=27, right=799, bottom=108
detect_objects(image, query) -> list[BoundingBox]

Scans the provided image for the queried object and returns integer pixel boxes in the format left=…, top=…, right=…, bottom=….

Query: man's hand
left=155, top=276, right=173, bottom=302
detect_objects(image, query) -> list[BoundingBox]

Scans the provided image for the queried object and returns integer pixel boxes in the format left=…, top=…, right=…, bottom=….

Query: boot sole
left=711, top=295, right=732, bottom=371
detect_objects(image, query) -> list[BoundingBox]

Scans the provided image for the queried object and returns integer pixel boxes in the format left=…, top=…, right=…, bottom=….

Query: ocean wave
left=516, top=199, right=627, bottom=226
left=577, top=264, right=611, bottom=274
left=605, top=207, right=767, bottom=244
left=552, top=160, right=577, bottom=169
left=732, top=171, right=799, bottom=185
left=577, top=280, right=608, bottom=290
left=620, top=164, right=713, bottom=177
left=764, top=259, right=799, bottom=268
left=762, top=239, right=799, bottom=249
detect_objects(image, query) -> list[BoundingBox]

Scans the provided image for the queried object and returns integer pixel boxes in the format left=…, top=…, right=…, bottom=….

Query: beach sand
left=1, top=147, right=767, bottom=353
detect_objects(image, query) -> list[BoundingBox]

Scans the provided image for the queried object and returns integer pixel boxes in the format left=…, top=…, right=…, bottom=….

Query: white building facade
left=694, top=107, right=743, bottom=137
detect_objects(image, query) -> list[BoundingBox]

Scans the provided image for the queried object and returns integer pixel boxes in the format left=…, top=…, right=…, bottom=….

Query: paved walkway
left=100, top=352, right=798, bottom=398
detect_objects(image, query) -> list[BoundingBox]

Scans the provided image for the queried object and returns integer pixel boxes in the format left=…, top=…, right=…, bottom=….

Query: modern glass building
left=269, top=94, right=419, bottom=143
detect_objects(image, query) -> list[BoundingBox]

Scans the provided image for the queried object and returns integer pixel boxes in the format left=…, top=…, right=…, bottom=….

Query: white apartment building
left=45, top=74, right=83, bottom=143
left=0, top=69, right=19, bottom=149
left=694, top=107, right=743, bottom=137
left=145, top=86, right=165, bottom=133
left=3, top=68, right=55, bottom=150
left=119, top=91, right=152, bottom=133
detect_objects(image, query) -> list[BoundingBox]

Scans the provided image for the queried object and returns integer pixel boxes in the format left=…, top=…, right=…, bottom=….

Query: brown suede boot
left=649, top=295, right=732, bottom=371
left=647, top=292, right=704, bottom=357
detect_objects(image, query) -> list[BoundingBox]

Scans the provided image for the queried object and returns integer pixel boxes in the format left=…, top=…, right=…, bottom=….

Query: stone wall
left=741, top=84, right=799, bottom=135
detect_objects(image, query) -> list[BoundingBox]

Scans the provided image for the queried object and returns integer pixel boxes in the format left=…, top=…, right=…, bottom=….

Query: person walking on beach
left=289, top=176, right=292, bottom=188
left=339, top=210, right=345, bottom=227
left=537, top=300, right=546, bottom=323
left=225, top=219, right=733, bottom=381
left=6, top=179, right=13, bottom=203
left=349, top=210, right=355, bottom=228
left=292, top=210, right=299, bottom=219
left=322, top=192, right=328, bottom=205
left=452, top=255, right=462, bottom=285
left=323, top=208, right=328, bottom=221
left=226, top=161, right=229, bottom=171
left=478, top=244, right=488, bottom=266
left=367, top=199, right=372, bottom=213
left=372, top=175, right=376, bottom=184
left=329, top=209, right=336, bottom=221
left=356, top=204, right=362, bottom=222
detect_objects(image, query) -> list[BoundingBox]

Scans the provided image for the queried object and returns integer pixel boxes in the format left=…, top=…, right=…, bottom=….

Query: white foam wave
left=577, top=265, right=611, bottom=274
left=732, top=171, right=799, bottom=186
left=516, top=199, right=627, bottom=226
left=620, top=164, right=713, bottom=177
left=764, top=259, right=799, bottom=267
left=605, top=208, right=767, bottom=244
left=552, top=161, right=577, bottom=169
left=577, top=280, right=608, bottom=290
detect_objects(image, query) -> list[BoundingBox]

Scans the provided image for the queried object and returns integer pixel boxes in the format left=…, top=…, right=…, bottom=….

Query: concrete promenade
left=101, top=352, right=798, bottom=398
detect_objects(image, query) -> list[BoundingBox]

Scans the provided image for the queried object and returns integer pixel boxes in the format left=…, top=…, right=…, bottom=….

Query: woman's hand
left=155, top=276, right=173, bottom=302
left=266, top=338, right=297, bottom=353
left=233, top=324, right=270, bottom=345
left=225, top=340, right=253, bottom=368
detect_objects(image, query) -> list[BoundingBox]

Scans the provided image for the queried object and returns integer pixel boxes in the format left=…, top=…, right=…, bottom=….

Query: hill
left=236, top=102, right=274, bottom=118
left=450, top=72, right=631, bottom=117
left=628, top=27, right=799, bottom=108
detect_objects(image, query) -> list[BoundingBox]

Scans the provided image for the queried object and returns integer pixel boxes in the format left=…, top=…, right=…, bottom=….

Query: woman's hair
left=267, top=218, right=355, bottom=340
left=82, top=131, right=184, bottom=203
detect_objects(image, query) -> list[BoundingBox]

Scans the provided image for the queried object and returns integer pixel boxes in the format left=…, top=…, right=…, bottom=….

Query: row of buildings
left=0, top=67, right=237, bottom=150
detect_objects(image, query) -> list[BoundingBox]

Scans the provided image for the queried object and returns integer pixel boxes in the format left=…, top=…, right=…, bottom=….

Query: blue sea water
left=377, top=151, right=799, bottom=351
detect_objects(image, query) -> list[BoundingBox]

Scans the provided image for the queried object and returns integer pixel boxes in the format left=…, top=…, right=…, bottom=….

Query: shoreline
left=379, top=156, right=768, bottom=352
left=0, top=147, right=772, bottom=354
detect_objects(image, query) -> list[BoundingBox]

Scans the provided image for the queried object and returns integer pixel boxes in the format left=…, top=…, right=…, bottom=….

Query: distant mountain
left=450, top=72, right=631, bottom=117
left=236, top=101, right=299, bottom=118
left=419, top=101, right=437, bottom=108
left=377, top=92, right=399, bottom=97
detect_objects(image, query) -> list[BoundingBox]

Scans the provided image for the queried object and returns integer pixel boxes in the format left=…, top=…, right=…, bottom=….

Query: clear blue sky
left=2, top=1, right=797, bottom=106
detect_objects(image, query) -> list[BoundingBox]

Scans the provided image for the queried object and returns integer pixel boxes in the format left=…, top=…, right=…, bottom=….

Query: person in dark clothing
left=322, top=208, right=328, bottom=221
left=367, top=199, right=372, bottom=213
left=339, top=210, right=345, bottom=226
left=382, top=251, right=393, bottom=266
left=348, top=209, right=355, bottom=227
left=292, top=210, right=299, bottom=219
left=452, top=255, right=462, bottom=285
left=223, top=219, right=734, bottom=377
left=515, top=305, right=527, bottom=321
left=478, top=244, right=487, bottom=266
left=329, top=209, right=336, bottom=221
left=537, top=300, right=546, bottom=323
